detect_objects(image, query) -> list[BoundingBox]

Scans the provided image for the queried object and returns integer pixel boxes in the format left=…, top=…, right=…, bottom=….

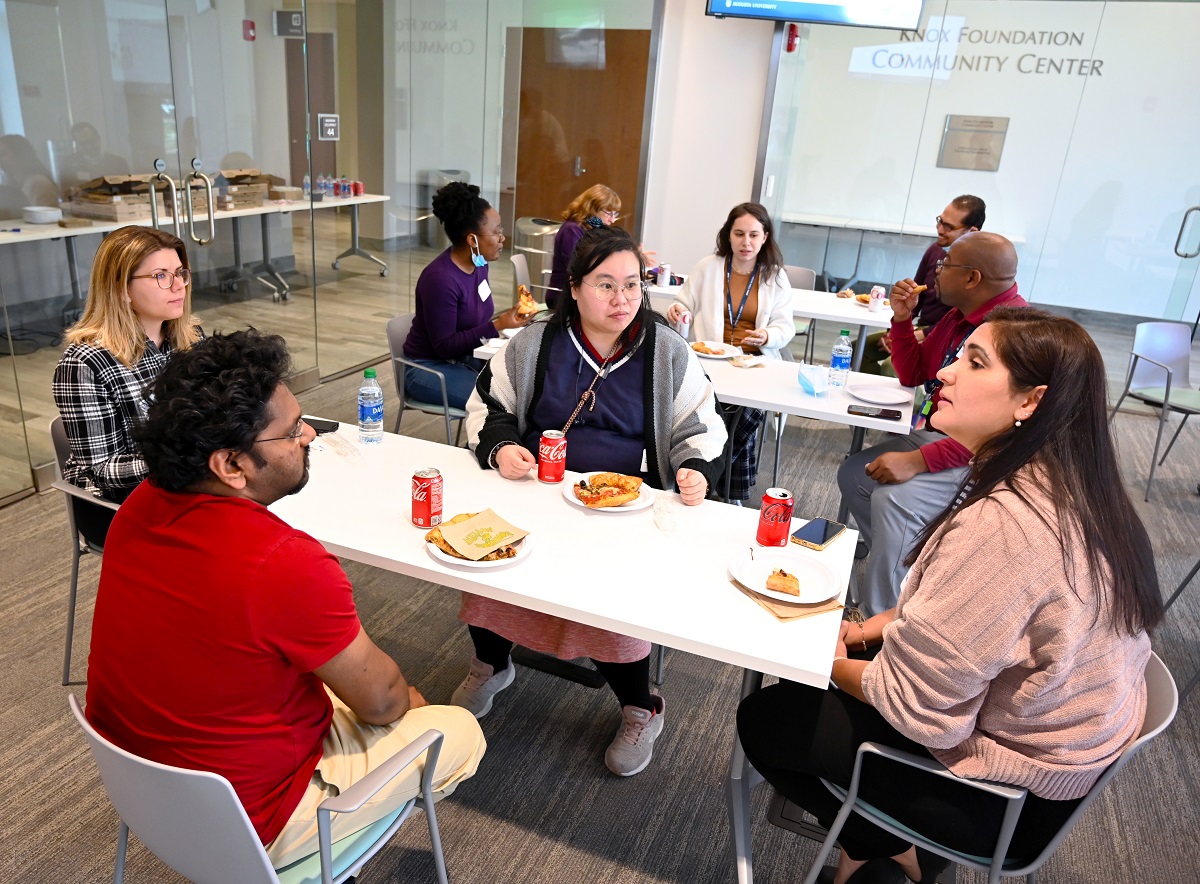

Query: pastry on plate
left=692, top=341, right=724, bottom=356
left=765, top=568, right=800, bottom=596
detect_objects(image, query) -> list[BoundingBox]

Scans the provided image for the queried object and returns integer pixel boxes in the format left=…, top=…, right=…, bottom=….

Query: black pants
left=736, top=681, right=1081, bottom=862
left=468, top=625, right=654, bottom=710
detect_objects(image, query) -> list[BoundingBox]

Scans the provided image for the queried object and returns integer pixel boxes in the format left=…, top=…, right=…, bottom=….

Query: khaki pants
left=266, top=693, right=486, bottom=869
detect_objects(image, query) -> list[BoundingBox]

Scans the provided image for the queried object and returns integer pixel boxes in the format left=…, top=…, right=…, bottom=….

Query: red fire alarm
left=243, top=20, right=256, bottom=41
left=786, top=23, right=800, bottom=53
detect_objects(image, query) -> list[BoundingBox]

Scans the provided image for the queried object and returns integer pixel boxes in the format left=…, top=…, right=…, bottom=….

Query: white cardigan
left=672, top=255, right=795, bottom=361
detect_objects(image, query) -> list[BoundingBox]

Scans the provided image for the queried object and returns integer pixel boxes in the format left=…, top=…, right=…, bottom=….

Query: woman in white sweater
left=667, top=202, right=793, bottom=500
left=737, top=308, right=1164, bottom=884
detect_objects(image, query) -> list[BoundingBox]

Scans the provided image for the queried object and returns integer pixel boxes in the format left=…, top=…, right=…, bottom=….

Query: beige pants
left=266, top=693, right=486, bottom=869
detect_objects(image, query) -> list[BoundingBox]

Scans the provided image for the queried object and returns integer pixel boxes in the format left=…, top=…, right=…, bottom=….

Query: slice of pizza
left=573, top=472, right=644, bottom=509
left=425, top=512, right=519, bottom=560
left=766, top=568, right=800, bottom=596
left=516, top=285, right=539, bottom=317
left=692, top=341, right=723, bottom=356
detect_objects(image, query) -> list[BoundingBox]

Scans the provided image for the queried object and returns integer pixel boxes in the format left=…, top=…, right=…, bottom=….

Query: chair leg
left=802, top=795, right=854, bottom=884
left=113, top=820, right=129, bottom=884
left=455, top=418, right=465, bottom=448
left=1026, top=869, right=1038, bottom=884
left=654, top=644, right=666, bottom=686
left=63, top=548, right=82, bottom=686
left=773, top=414, right=786, bottom=488
left=1146, top=405, right=1172, bottom=501
left=393, top=411, right=402, bottom=434
left=422, top=798, right=449, bottom=884
left=1158, top=412, right=1190, bottom=465
left=728, top=735, right=760, bottom=884
left=1164, top=555, right=1200, bottom=612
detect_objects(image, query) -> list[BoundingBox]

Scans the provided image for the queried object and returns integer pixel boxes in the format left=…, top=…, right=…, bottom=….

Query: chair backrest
left=386, top=313, right=415, bottom=409
left=1130, top=321, right=1194, bottom=391
left=510, top=253, right=532, bottom=307
left=785, top=265, right=817, bottom=291
left=69, top=694, right=281, bottom=884
left=1012, top=651, right=1178, bottom=874
left=51, top=415, right=113, bottom=550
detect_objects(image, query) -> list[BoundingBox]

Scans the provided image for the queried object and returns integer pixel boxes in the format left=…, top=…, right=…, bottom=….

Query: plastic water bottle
left=357, top=368, right=384, bottom=444
left=829, top=330, right=853, bottom=388
left=302, top=173, right=311, bottom=198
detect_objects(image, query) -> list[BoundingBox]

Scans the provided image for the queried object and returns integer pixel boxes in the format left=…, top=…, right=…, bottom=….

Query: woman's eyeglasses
left=600, top=210, right=620, bottom=222
left=581, top=279, right=645, bottom=300
left=131, top=269, right=191, bottom=289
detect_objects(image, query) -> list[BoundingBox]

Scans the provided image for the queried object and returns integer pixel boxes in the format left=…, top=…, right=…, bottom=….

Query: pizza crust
left=573, top=472, right=644, bottom=509
left=516, top=285, right=539, bottom=316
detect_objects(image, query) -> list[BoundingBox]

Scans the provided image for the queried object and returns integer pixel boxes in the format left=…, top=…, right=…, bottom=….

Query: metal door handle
left=1175, top=205, right=1200, bottom=259
left=149, top=173, right=181, bottom=238
left=574, top=156, right=585, bottom=177
left=186, top=171, right=216, bottom=245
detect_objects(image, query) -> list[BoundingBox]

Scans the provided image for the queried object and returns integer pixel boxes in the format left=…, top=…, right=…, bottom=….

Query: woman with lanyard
left=459, top=225, right=727, bottom=777
left=667, top=202, right=794, bottom=502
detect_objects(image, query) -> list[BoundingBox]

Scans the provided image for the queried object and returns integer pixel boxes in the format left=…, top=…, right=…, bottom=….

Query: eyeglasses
left=130, top=268, right=191, bottom=289
left=935, top=257, right=976, bottom=274
left=935, top=216, right=966, bottom=232
left=581, top=279, right=645, bottom=300
left=251, top=418, right=308, bottom=445
left=477, top=229, right=505, bottom=238
left=600, top=210, right=620, bottom=222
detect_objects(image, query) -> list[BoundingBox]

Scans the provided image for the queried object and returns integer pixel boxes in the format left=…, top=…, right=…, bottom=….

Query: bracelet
left=858, top=623, right=869, bottom=653
left=833, top=655, right=848, bottom=661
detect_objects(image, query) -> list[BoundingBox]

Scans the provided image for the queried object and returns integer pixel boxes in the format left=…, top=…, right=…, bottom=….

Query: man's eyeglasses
left=600, top=210, right=620, bottom=222
left=130, top=269, right=191, bottom=289
left=251, top=418, right=308, bottom=445
left=581, top=279, right=645, bottom=300
left=935, top=216, right=966, bottom=232
left=935, top=257, right=976, bottom=274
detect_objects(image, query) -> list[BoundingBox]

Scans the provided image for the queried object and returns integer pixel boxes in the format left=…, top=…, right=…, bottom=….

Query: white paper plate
left=501, top=327, right=523, bottom=339
left=691, top=341, right=738, bottom=359
left=562, top=473, right=654, bottom=512
left=23, top=206, right=62, bottom=224
left=844, top=384, right=913, bottom=407
left=426, top=536, right=532, bottom=569
left=727, top=548, right=840, bottom=605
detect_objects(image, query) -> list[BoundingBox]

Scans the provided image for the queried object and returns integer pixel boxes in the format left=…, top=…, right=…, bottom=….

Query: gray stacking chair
left=70, top=694, right=451, bottom=884
left=51, top=416, right=120, bottom=685
left=387, top=313, right=466, bottom=446
left=509, top=252, right=559, bottom=307
left=1110, top=320, right=1200, bottom=500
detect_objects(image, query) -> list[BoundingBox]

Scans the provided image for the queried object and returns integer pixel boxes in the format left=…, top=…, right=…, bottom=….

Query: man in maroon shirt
left=837, top=232, right=1027, bottom=615
left=85, top=329, right=485, bottom=869
left=859, top=195, right=986, bottom=375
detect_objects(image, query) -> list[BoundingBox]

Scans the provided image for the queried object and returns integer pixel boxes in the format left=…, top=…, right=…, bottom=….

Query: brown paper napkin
left=439, top=509, right=530, bottom=561
left=733, top=580, right=844, bottom=622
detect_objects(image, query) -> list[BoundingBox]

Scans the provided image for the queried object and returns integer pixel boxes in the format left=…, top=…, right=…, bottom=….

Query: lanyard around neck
left=561, top=336, right=620, bottom=434
left=725, top=258, right=759, bottom=329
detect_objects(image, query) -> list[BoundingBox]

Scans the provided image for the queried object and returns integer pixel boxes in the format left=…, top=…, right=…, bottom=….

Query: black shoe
left=912, top=847, right=951, bottom=883
left=849, top=859, right=907, bottom=883
left=816, top=867, right=837, bottom=884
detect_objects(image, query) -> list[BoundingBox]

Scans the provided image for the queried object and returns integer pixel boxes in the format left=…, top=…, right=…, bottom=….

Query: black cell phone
left=305, top=417, right=339, bottom=435
left=847, top=405, right=902, bottom=421
left=790, top=518, right=847, bottom=551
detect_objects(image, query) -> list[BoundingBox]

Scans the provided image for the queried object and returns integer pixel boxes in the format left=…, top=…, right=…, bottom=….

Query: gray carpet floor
left=3, top=334, right=1199, bottom=884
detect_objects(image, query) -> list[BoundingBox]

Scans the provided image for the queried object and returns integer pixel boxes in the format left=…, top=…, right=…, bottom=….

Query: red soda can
left=538, top=430, right=568, bottom=483
left=756, top=487, right=794, bottom=547
left=332, top=177, right=342, bottom=197
left=352, top=180, right=365, bottom=197
left=412, top=468, right=443, bottom=527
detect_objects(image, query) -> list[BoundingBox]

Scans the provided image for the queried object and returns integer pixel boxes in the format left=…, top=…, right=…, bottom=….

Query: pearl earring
left=1015, top=419, right=1022, bottom=427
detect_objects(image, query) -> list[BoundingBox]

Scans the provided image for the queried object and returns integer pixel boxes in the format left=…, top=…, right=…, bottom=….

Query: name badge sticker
left=478, top=279, right=492, bottom=301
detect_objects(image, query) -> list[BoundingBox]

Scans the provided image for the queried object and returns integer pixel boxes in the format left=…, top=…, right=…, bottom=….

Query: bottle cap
left=364, top=368, right=377, bottom=378
left=840, top=329, right=850, bottom=336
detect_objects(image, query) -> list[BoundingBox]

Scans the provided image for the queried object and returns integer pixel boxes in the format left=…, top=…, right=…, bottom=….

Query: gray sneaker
left=604, top=696, right=665, bottom=776
left=450, top=657, right=515, bottom=718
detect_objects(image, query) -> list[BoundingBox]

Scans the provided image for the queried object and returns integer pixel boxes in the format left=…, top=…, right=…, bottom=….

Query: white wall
left=641, top=1, right=775, bottom=275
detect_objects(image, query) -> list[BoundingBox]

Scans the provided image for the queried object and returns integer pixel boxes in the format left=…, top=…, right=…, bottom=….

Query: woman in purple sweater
left=403, top=182, right=528, bottom=409
left=738, top=308, right=1164, bottom=884
left=546, top=184, right=622, bottom=309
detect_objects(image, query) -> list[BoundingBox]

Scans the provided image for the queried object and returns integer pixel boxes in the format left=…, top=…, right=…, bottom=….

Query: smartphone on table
left=847, top=405, right=902, bottom=421
left=304, top=417, right=340, bottom=435
left=790, top=517, right=847, bottom=551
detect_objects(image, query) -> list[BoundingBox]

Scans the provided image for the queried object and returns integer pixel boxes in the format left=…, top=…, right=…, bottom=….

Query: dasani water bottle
left=829, top=330, right=853, bottom=388
left=358, top=368, right=384, bottom=444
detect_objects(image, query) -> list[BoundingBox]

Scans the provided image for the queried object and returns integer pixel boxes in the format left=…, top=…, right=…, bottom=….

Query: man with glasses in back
left=83, top=329, right=486, bottom=869
left=837, top=231, right=1027, bottom=616
left=859, top=195, right=986, bottom=376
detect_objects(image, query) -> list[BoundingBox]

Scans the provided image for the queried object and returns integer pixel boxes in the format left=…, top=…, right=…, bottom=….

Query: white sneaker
left=450, top=657, right=515, bottom=719
left=604, top=696, right=665, bottom=776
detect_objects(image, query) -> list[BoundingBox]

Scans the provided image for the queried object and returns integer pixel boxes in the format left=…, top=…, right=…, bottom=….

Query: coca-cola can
left=538, top=430, right=568, bottom=483
left=756, top=487, right=794, bottom=547
left=673, top=309, right=692, bottom=340
left=657, top=263, right=672, bottom=286
left=412, top=468, right=443, bottom=527
left=352, top=180, right=365, bottom=197
left=869, top=284, right=887, bottom=314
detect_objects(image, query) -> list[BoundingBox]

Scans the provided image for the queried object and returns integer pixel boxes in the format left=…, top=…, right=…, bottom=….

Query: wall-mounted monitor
left=705, top=0, right=924, bottom=31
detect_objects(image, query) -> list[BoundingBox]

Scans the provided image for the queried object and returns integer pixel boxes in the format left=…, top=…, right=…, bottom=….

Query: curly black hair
left=431, top=181, right=491, bottom=246
left=134, top=329, right=292, bottom=491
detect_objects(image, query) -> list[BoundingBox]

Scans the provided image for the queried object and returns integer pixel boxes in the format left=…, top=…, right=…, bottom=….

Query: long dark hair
left=715, top=202, right=785, bottom=281
left=552, top=226, right=654, bottom=353
left=909, top=307, right=1162, bottom=636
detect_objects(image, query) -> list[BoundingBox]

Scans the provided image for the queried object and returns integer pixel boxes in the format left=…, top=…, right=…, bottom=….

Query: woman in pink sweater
left=737, top=307, right=1164, bottom=884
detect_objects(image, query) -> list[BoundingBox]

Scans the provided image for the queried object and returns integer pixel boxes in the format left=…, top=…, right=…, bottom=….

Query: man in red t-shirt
left=85, top=329, right=486, bottom=869
left=837, top=232, right=1027, bottom=616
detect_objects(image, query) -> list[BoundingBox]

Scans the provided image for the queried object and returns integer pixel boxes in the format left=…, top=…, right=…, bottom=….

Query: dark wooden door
left=515, top=28, right=650, bottom=232
left=286, top=33, right=336, bottom=186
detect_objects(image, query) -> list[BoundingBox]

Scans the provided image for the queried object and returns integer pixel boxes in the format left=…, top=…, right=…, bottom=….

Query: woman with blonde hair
left=546, top=184, right=623, bottom=307
left=53, top=226, right=202, bottom=527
